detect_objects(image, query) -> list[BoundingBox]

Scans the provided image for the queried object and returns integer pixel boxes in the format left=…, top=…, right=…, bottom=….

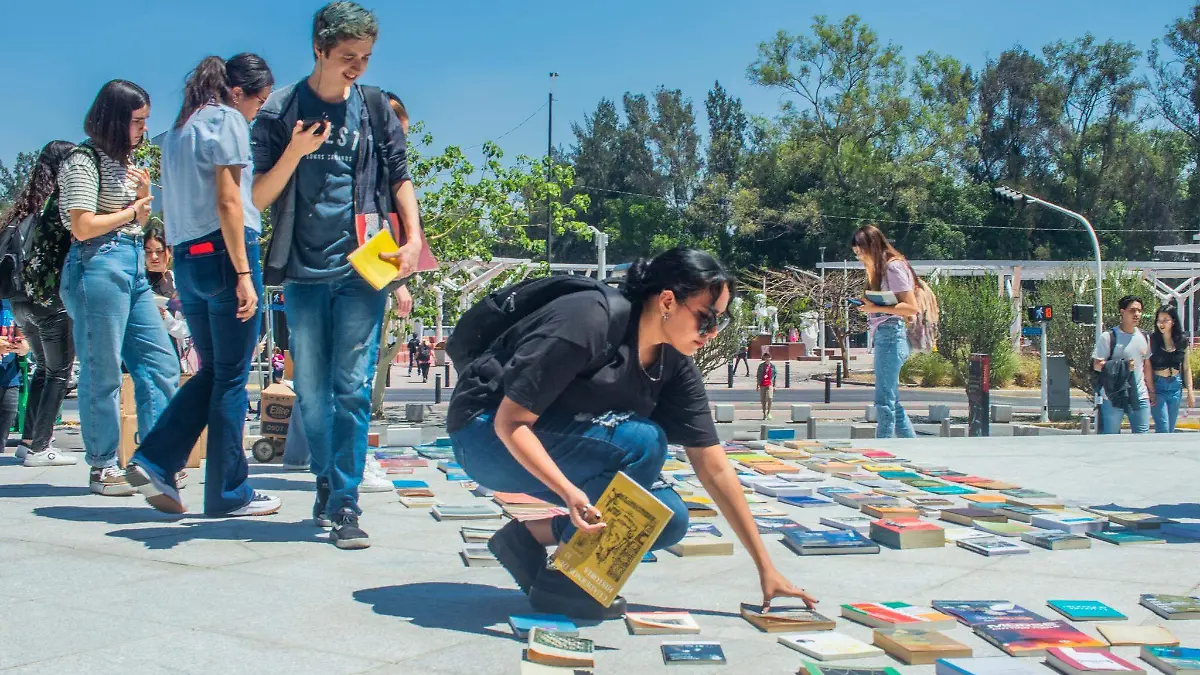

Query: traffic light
left=993, top=186, right=1030, bottom=205
left=1072, top=304, right=1095, bottom=324
left=1026, top=305, right=1053, bottom=322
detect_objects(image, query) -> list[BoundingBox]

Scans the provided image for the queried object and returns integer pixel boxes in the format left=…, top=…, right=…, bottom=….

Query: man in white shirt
left=1092, top=296, right=1155, bottom=434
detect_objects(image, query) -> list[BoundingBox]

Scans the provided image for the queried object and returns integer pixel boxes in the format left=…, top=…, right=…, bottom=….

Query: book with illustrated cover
left=870, top=518, right=946, bottom=549
left=1140, top=595, right=1200, bottom=620
left=861, top=503, right=921, bottom=519
left=924, top=485, right=978, bottom=496
left=779, top=632, right=885, bottom=660
left=1089, top=529, right=1166, bottom=546
left=873, top=629, right=973, bottom=665
left=661, top=641, right=726, bottom=665
left=460, top=544, right=499, bottom=567
left=1095, top=624, right=1179, bottom=647
left=526, top=627, right=594, bottom=669
left=1047, top=600, right=1126, bottom=621
left=957, top=536, right=1031, bottom=556
left=779, top=495, right=836, bottom=508
left=783, top=529, right=881, bottom=555
left=941, top=508, right=1008, bottom=526
left=755, top=516, right=806, bottom=534
left=1022, top=530, right=1091, bottom=550
left=821, top=515, right=875, bottom=535
left=624, top=611, right=700, bottom=635
left=1081, top=507, right=1172, bottom=530
left=686, top=522, right=723, bottom=537
left=741, top=603, right=836, bottom=633
left=965, top=480, right=1022, bottom=491
left=974, top=620, right=1107, bottom=656
left=1046, top=648, right=1145, bottom=675
left=1031, top=512, right=1108, bottom=534
left=398, top=495, right=440, bottom=507
left=944, top=527, right=994, bottom=544
left=1141, top=646, right=1200, bottom=675
left=551, top=471, right=670, bottom=608
left=931, top=601, right=1047, bottom=627
left=754, top=478, right=814, bottom=498
left=459, top=525, right=501, bottom=543
left=841, top=602, right=958, bottom=632
left=508, top=614, right=577, bottom=639
left=800, top=664, right=902, bottom=675
left=1002, top=489, right=1056, bottom=499
left=937, top=657, right=1045, bottom=675
left=910, top=496, right=959, bottom=509
left=1001, top=505, right=1053, bottom=523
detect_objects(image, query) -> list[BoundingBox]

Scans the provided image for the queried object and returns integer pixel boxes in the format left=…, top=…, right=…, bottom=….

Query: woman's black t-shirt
left=446, top=291, right=720, bottom=448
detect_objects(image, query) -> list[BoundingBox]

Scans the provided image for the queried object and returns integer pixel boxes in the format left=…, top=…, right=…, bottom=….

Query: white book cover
left=777, top=632, right=884, bottom=660
left=938, top=657, right=1046, bottom=675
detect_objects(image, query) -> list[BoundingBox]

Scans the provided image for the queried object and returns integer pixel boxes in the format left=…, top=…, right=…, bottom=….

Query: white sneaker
left=223, top=492, right=281, bottom=517
left=360, top=470, right=393, bottom=493
left=15, top=444, right=30, bottom=460
left=24, top=449, right=79, bottom=467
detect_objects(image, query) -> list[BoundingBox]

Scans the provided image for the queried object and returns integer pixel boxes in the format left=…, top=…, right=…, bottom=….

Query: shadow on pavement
left=104, top=519, right=324, bottom=549
left=0, top=484, right=93, bottom=498
left=34, top=504, right=176, bottom=525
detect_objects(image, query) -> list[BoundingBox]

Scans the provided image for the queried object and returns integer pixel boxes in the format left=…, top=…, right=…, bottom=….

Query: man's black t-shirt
left=447, top=292, right=720, bottom=448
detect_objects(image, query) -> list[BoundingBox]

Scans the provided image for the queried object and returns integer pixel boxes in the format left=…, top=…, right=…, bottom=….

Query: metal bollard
left=444, top=363, right=451, bottom=388
left=727, top=362, right=734, bottom=388
left=836, top=362, right=843, bottom=388
left=806, top=417, right=817, bottom=440
left=434, top=374, right=442, bottom=404
left=1080, top=415, right=1092, bottom=435
left=940, top=419, right=951, bottom=437
left=785, top=362, right=791, bottom=388
left=824, top=375, right=831, bottom=404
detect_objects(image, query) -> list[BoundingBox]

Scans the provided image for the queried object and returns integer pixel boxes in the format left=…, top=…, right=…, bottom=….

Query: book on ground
left=1095, top=624, right=1180, bottom=647
left=861, top=504, right=921, bottom=519
left=957, top=536, right=1031, bottom=556
left=624, top=611, right=701, bottom=635
left=1047, top=600, right=1126, bottom=622
left=1141, top=595, right=1200, bottom=620
left=783, top=529, right=881, bottom=555
left=526, top=627, right=594, bottom=669
left=460, top=544, right=499, bottom=567
left=931, top=601, right=1047, bottom=627
left=1031, top=512, right=1108, bottom=534
left=509, top=614, right=577, bottom=639
left=686, top=522, right=723, bottom=537
left=1022, top=531, right=1092, bottom=550
left=431, top=503, right=503, bottom=521
left=460, top=525, right=501, bottom=543
left=924, top=485, right=978, bottom=496
left=944, top=527, right=994, bottom=544
left=1046, top=648, right=1145, bottom=675
left=974, top=620, right=1107, bottom=656
left=1001, top=506, right=1054, bottom=523
left=755, top=516, right=806, bottom=533
left=1140, top=646, right=1200, bottom=675
left=842, top=602, right=957, bottom=632
left=741, top=603, right=837, bottom=633
left=874, top=628, right=973, bottom=665
left=661, top=641, right=726, bottom=665
left=755, top=479, right=814, bottom=498
left=1089, top=529, right=1166, bottom=546
left=974, top=521, right=1034, bottom=537
left=821, top=515, right=875, bottom=535
left=941, top=508, right=1008, bottom=526
left=870, top=518, right=946, bottom=549
left=667, top=535, right=734, bottom=557
left=398, top=495, right=440, bottom=507
left=779, top=495, right=836, bottom=508
left=937, top=657, right=1046, bottom=675
left=801, top=664, right=902, bottom=675
left=1082, top=507, right=1172, bottom=530
left=779, top=632, right=885, bottom=660
left=551, top=471, right=670, bottom=608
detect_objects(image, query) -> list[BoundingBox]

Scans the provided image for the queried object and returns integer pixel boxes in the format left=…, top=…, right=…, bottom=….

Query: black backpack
left=1098, top=327, right=1137, bottom=409
left=0, top=210, right=37, bottom=299
left=446, top=276, right=631, bottom=373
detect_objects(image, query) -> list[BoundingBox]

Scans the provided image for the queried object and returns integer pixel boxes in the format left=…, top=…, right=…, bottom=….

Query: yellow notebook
left=347, top=229, right=401, bottom=290
left=551, top=472, right=670, bottom=607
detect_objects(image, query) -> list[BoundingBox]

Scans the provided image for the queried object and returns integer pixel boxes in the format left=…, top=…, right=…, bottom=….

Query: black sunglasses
left=684, top=304, right=731, bottom=335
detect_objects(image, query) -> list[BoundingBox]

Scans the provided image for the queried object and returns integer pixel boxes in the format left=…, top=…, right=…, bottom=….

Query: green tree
left=0, top=150, right=38, bottom=215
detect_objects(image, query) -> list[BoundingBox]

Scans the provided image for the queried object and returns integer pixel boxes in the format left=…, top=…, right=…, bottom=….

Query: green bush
left=1013, top=353, right=1042, bottom=387
left=990, top=349, right=1019, bottom=388
left=901, top=352, right=954, bottom=387
left=929, top=274, right=1016, bottom=385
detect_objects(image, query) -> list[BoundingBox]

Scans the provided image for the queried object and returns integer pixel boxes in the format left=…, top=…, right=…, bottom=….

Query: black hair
left=623, top=247, right=736, bottom=309
left=1118, top=295, right=1143, bottom=311
left=175, top=53, right=274, bottom=128
left=1151, top=305, right=1185, bottom=350
left=384, top=90, right=408, bottom=120
left=1, top=140, right=75, bottom=228
left=143, top=225, right=167, bottom=247
left=312, top=1, right=379, bottom=58
left=84, top=80, right=150, bottom=163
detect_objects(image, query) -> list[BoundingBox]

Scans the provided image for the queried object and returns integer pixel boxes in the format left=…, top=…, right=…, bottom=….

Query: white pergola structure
left=819, top=259, right=1200, bottom=345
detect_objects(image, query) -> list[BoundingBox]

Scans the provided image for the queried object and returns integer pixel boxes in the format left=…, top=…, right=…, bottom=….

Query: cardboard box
left=120, top=374, right=136, bottom=415
left=368, top=432, right=380, bottom=447
left=260, top=382, right=296, bottom=440
left=118, top=374, right=208, bottom=469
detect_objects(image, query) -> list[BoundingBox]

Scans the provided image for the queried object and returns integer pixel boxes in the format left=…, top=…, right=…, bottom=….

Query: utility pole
left=818, top=246, right=827, bottom=364
left=546, top=72, right=558, bottom=266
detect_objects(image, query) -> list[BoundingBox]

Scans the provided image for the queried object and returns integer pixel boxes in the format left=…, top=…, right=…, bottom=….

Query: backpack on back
left=18, top=145, right=98, bottom=307
left=905, top=265, right=940, bottom=354
left=0, top=212, right=36, bottom=299
left=446, top=276, right=631, bottom=374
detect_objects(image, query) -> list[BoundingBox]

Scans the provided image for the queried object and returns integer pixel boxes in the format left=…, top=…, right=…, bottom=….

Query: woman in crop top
left=448, top=248, right=817, bottom=620
left=1148, top=305, right=1194, bottom=433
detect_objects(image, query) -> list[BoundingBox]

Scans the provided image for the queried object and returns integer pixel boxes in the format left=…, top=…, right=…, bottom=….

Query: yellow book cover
left=347, top=229, right=401, bottom=290
left=551, top=471, right=670, bottom=607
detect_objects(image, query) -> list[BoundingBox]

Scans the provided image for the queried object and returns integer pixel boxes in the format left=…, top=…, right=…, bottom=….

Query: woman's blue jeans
left=450, top=411, right=690, bottom=549
left=1151, top=374, right=1183, bottom=434
left=873, top=319, right=915, bottom=438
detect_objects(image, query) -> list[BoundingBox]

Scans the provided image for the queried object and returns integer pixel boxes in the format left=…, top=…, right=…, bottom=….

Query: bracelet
left=236, top=271, right=252, bottom=276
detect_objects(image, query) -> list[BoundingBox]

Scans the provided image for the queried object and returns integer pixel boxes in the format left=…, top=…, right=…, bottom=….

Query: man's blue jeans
left=873, top=318, right=915, bottom=439
left=1100, top=397, right=1151, bottom=434
left=450, top=411, right=690, bottom=549
left=284, top=275, right=386, bottom=515
left=60, top=233, right=179, bottom=468
left=1151, top=374, right=1183, bottom=433
left=132, top=230, right=260, bottom=514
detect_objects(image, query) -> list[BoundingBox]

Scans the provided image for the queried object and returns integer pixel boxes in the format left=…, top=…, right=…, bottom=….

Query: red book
left=862, top=451, right=895, bottom=458
left=872, top=518, right=942, bottom=533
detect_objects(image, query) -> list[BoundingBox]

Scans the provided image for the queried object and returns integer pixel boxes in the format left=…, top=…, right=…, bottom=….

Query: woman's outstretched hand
left=760, top=566, right=818, bottom=611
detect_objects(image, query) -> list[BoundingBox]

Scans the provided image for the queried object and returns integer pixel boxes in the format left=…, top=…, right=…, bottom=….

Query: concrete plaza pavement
left=1, top=429, right=1197, bottom=674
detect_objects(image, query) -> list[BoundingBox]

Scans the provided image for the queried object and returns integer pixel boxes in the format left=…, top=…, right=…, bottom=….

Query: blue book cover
left=508, top=613, right=577, bottom=638
left=783, top=529, right=879, bottom=552
left=435, top=436, right=452, bottom=447
left=391, top=480, right=429, bottom=489
left=930, top=601, right=1046, bottom=626
left=817, top=486, right=862, bottom=497
left=778, top=495, right=835, bottom=508
left=922, top=485, right=976, bottom=495
left=661, top=641, right=726, bottom=665
left=755, top=517, right=806, bottom=534
left=642, top=551, right=658, bottom=563
left=1046, top=600, right=1126, bottom=621
left=445, top=471, right=470, bottom=481
left=765, top=428, right=796, bottom=440
left=687, top=522, right=723, bottom=537
left=1143, top=647, right=1200, bottom=671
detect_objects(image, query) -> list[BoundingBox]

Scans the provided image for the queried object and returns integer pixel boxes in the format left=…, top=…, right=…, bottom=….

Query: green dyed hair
left=312, top=1, right=379, bottom=58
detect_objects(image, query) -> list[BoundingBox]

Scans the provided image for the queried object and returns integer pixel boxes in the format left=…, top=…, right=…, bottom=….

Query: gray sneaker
left=15, top=443, right=30, bottom=460
left=126, top=462, right=186, bottom=513
left=89, top=466, right=136, bottom=497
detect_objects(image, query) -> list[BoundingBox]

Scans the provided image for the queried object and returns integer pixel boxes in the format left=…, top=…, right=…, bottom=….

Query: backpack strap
left=1108, top=327, right=1118, bottom=362
left=360, top=85, right=395, bottom=222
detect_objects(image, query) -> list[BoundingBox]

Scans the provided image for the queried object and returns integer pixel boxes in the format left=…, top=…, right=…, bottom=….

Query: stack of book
left=783, top=529, right=881, bottom=555
left=869, top=518, right=946, bottom=549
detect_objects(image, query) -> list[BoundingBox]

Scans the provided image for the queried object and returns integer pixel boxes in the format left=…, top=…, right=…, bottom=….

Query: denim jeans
left=60, top=233, right=179, bottom=468
left=132, top=229, right=260, bottom=514
left=873, top=318, right=915, bottom=438
left=1151, top=374, right=1183, bottom=434
left=10, top=299, right=74, bottom=452
left=450, top=411, right=690, bottom=549
left=1099, top=397, right=1151, bottom=434
left=284, top=275, right=387, bottom=514
left=0, top=386, right=18, bottom=449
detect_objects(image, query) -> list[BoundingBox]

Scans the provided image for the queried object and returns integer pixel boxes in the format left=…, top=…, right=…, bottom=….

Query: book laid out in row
left=1045, top=648, right=1145, bottom=675
left=660, top=641, right=726, bottom=665
left=873, top=628, right=973, bottom=665
left=741, top=603, right=836, bottom=633
left=841, top=602, right=957, bottom=632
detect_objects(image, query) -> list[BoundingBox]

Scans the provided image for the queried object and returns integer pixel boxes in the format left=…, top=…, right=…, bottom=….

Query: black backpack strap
left=360, top=85, right=393, bottom=212
left=1108, top=327, right=1118, bottom=362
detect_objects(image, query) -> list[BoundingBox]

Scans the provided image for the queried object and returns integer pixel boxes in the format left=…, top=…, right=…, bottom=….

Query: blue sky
left=2, top=0, right=1194, bottom=167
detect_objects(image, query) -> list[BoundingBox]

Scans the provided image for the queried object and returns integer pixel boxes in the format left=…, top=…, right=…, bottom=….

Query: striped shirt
left=58, top=142, right=142, bottom=236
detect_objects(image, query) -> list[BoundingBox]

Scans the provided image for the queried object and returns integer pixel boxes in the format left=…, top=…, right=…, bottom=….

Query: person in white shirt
left=1092, top=295, right=1154, bottom=434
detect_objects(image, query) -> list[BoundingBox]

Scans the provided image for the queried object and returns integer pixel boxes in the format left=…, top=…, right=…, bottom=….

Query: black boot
left=487, top=519, right=547, bottom=594
left=528, top=567, right=628, bottom=620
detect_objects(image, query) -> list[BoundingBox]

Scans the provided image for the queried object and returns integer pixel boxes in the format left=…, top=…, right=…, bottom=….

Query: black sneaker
left=313, top=477, right=331, bottom=528
left=528, top=567, right=628, bottom=620
left=487, top=519, right=547, bottom=594
left=330, top=508, right=370, bottom=550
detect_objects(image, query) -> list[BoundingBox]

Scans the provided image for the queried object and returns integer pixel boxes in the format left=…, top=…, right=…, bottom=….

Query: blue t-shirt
left=161, top=104, right=261, bottom=246
left=0, top=301, right=21, bottom=389
left=288, top=83, right=363, bottom=280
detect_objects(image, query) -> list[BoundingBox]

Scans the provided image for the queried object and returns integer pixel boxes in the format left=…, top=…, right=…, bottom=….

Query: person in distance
left=1093, top=295, right=1153, bottom=434
left=1148, top=305, right=1194, bottom=433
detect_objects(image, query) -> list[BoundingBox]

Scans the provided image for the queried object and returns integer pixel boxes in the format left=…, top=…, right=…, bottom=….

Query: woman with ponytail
left=447, top=247, right=817, bottom=620
left=125, top=54, right=280, bottom=517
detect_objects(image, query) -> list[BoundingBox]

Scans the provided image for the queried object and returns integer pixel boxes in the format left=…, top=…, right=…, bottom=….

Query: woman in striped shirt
left=58, top=80, right=180, bottom=496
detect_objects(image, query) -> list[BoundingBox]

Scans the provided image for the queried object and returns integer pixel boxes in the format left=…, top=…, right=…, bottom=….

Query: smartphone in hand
left=846, top=297, right=864, bottom=307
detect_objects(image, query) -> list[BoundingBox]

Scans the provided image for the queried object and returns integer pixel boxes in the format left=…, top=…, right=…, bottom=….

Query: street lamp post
left=819, top=246, right=827, bottom=364
left=587, top=226, right=608, bottom=281
left=546, top=72, right=558, bottom=266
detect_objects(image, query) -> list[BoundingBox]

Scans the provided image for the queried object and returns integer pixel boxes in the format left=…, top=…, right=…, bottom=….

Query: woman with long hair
left=59, top=80, right=179, bottom=495
left=2, top=140, right=78, bottom=467
left=143, top=226, right=196, bottom=373
left=125, top=54, right=280, bottom=517
left=851, top=225, right=920, bottom=438
left=448, top=247, right=817, bottom=620
left=1148, top=305, right=1194, bottom=433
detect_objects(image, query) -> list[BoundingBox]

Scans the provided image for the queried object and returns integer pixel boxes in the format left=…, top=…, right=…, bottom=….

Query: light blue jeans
left=60, top=232, right=179, bottom=468
left=1151, top=374, right=1183, bottom=434
left=1099, top=397, right=1151, bottom=434
left=284, top=275, right=387, bottom=515
left=873, top=318, right=915, bottom=438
